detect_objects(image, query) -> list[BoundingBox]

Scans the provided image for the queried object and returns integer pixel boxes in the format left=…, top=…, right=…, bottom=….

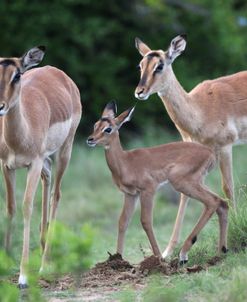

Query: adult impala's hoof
left=18, top=275, right=28, bottom=289
left=18, top=283, right=28, bottom=289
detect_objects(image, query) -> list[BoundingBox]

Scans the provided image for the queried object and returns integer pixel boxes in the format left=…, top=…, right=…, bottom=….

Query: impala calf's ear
left=167, top=35, right=186, bottom=64
left=102, top=100, right=117, bottom=119
left=135, top=38, right=151, bottom=56
left=115, top=107, right=135, bottom=129
left=21, top=46, right=46, bottom=72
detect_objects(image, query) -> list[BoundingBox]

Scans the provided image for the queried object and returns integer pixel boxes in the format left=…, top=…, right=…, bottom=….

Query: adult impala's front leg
left=2, top=164, right=16, bottom=253
left=162, top=193, right=189, bottom=259
left=140, top=189, right=161, bottom=256
left=19, top=159, right=43, bottom=289
left=117, top=193, right=138, bottom=255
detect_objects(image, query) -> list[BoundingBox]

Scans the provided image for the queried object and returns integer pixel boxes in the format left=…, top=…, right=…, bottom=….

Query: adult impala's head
left=135, top=35, right=186, bottom=100
left=87, top=101, right=134, bottom=149
left=0, top=46, right=45, bottom=116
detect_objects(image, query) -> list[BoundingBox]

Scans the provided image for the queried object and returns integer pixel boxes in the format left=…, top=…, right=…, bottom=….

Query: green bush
left=48, top=221, right=94, bottom=274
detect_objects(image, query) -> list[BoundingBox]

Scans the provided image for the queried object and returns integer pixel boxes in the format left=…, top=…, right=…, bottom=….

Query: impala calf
left=87, top=101, right=228, bottom=263
left=135, top=34, right=244, bottom=258
left=0, top=47, right=81, bottom=288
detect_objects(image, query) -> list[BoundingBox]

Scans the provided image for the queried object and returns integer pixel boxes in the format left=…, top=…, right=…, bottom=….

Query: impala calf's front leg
left=117, top=193, right=138, bottom=255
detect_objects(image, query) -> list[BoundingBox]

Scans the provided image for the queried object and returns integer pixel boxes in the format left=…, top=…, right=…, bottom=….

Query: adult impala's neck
left=3, top=95, right=29, bottom=149
left=158, top=66, right=200, bottom=134
left=105, top=132, right=126, bottom=177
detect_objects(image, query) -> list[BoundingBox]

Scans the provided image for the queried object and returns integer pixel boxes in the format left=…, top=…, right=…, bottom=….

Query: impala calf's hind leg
left=140, top=190, right=161, bottom=256
left=177, top=183, right=225, bottom=263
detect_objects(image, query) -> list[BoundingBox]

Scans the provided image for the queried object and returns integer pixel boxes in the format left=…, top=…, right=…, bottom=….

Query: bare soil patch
left=6, top=253, right=224, bottom=294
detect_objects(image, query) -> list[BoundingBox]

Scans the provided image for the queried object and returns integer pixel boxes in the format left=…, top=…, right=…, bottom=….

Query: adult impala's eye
left=155, top=64, right=164, bottom=72
left=137, top=65, right=141, bottom=71
left=12, top=72, right=21, bottom=83
left=104, top=127, right=112, bottom=133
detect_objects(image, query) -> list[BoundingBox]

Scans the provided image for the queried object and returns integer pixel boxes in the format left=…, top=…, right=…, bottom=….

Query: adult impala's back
left=135, top=35, right=244, bottom=258
left=0, top=47, right=81, bottom=287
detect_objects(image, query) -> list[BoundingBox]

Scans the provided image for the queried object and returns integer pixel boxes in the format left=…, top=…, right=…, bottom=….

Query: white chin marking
left=18, top=274, right=28, bottom=286
left=135, top=94, right=149, bottom=101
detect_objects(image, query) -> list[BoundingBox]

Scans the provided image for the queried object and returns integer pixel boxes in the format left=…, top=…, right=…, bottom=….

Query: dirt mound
left=80, top=252, right=140, bottom=289
left=6, top=254, right=224, bottom=292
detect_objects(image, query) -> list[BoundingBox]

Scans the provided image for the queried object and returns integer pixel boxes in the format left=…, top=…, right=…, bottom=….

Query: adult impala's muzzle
left=134, top=87, right=149, bottom=100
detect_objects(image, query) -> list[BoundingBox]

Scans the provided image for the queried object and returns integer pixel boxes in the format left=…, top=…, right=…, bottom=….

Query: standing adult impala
left=135, top=35, right=244, bottom=259
left=0, top=47, right=81, bottom=288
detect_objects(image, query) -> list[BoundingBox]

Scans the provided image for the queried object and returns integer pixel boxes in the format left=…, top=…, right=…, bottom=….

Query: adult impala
left=87, top=101, right=228, bottom=263
left=0, top=47, right=81, bottom=287
left=135, top=35, right=244, bottom=259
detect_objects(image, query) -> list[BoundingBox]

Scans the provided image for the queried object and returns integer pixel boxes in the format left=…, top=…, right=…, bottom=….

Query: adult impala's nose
left=136, top=87, right=144, bottom=96
left=135, top=86, right=149, bottom=100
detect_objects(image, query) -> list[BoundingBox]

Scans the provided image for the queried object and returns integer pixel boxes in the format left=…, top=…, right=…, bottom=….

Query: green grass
left=0, top=130, right=247, bottom=301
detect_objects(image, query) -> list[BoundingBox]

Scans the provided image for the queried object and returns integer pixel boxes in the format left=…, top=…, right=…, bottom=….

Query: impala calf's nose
left=87, top=137, right=95, bottom=146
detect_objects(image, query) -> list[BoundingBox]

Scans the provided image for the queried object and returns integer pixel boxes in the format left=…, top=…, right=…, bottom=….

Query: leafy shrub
left=47, top=221, right=94, bottom=274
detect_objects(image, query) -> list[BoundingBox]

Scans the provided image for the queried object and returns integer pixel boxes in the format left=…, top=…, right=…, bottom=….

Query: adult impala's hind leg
left=162, top=193, right=189, bottom=259
left=219, top=146, right=235, bottom=208
left=2, top=164, right=16, bottom=253
left=40, top=157, right=52, bottom=252
left=40, top=135, right=75, bottom=270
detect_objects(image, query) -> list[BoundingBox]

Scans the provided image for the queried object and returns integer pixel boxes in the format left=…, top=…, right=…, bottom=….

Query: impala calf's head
left=135, top=35, right=186, bottom=100
left=0, top=46, right=45, bottom=115
left=87, top=101, right=134, bottom=148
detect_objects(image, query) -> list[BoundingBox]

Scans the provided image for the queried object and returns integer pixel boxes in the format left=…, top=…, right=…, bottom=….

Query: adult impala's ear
left=135, top=38, right=151, bottom=56
left=102, top=100, right=117, bottom=119
left=166, top=35, right=186, bottom=64
left=21, top=46, right=46, bottom=72
left=115, top=106, right=135, bottom=129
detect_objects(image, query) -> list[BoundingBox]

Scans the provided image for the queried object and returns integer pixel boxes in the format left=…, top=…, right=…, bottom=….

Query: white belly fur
left=45, top=119, right=72, bottom=156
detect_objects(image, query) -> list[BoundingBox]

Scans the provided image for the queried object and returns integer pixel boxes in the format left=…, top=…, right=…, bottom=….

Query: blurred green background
left=1, top=0, right=247, bottom=135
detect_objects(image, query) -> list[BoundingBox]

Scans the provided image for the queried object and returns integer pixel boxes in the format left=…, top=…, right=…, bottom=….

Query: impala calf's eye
left=104, top=127, right=112, bottom=133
